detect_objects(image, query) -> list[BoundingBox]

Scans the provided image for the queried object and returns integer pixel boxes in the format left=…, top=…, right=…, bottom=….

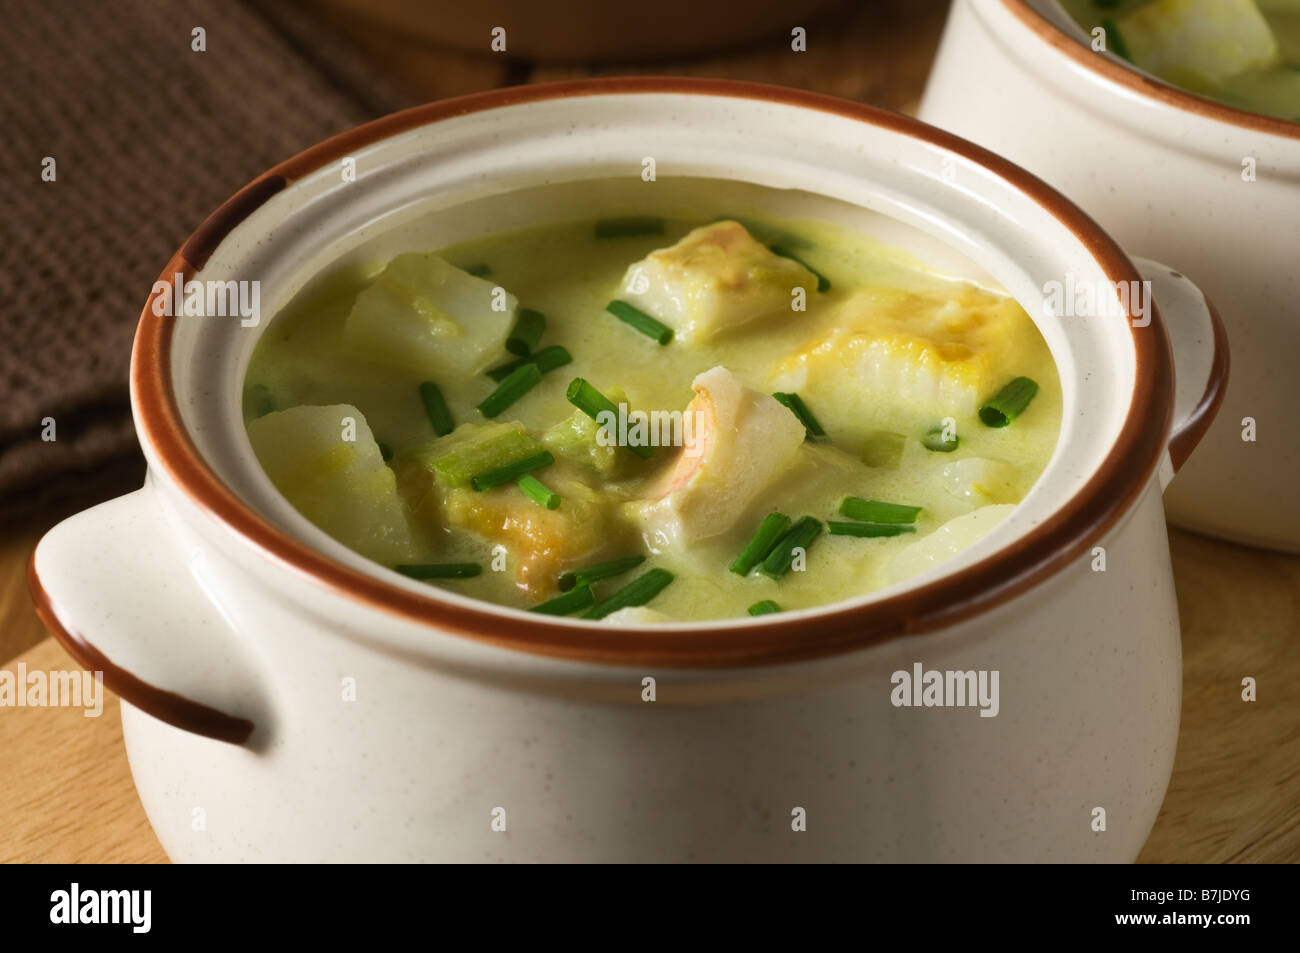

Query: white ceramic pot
left=920, top=0, right=1299, bottom=553
left=30, top=79, right=1226, bottom=862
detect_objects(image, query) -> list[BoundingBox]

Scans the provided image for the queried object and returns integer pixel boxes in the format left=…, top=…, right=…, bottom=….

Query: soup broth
left=1063, top=0, right=1300, bottom=121
left=244, top=195, right=1062, bottom=623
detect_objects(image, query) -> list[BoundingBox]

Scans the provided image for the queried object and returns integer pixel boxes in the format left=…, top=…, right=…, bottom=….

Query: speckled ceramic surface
left=30, top=81, right=1225, bottom=861
left=921, top=0, right=1300, bottom=553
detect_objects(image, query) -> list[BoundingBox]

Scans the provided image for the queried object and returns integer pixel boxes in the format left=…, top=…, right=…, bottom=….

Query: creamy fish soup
left=1064, top=0, right=1300, bottom=121
left=243, top=203, right=1062, bottom=623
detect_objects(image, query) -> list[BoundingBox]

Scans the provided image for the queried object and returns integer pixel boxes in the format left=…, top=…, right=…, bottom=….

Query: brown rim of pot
left=128, top=77, right=1179, bottom=669
left=1002, top=0, right=1300, bottom=141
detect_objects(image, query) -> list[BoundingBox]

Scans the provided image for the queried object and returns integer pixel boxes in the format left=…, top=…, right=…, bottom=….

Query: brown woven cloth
left=0, top=0, right=413, bottom=518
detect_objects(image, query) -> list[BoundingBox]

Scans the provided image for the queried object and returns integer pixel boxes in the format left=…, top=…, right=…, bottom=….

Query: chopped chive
left=730, top=512, right=793, bottom=576
left=1100, top=17, right=1131, bottom=61
left=470, top=450, right=554, bottom=491
left=565, top=377, right=654, bottom=459
left=827, top=521, right=916, bottom=538
left=979, top=377, right=1039, bottom=428
left=594, top=216, right=664, bottom=239
left=768, top=245, right=830, bottom=292
left=771, top=392, right=826, bottom=438
left=394, top=562, right=482, bottom=580
left=517, top=473, right=560, bottom=509
left=759, top=516, right=823, bottom=579
left=529, top=584, right=595, bottom=615
left=506, top=308, right=546, bottom=356
left=583, top=568, right=675, bottom=619
left=245, top=383, right=276, bottom=420
left=747, top=600, right=781, bottom=616
left=565, top=377, right=615, bottom=417
left=605, top=300, right=673, bottom=346
left=419, top=380, right=455, bottom=436
left=478, top=363, right=543, bottom=418
left=559, top=554, right=646, bottom=592
left=486, top=344, right=573, bottom=383
left=839, top=497, right=922, bottom=524
left=378, top=441, right=394, bottom=463
left=463, top=263, right=492, bottom=277
left=922, top=425, right=959, bottom=453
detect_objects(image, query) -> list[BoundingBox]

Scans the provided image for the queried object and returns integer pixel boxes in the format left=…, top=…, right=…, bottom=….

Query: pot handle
left=1133, top=257, right=1230, bottom=492
left=28, top=485, right=269, bottom=746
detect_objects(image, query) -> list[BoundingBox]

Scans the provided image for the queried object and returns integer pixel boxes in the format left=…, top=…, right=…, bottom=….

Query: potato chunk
left=1116, top=0, right=1279, bottom=86
left=772, top=285, right=1031, bottom=419
left=343, top=253, right=516, bottom=376
left=616, top=221, right=816, bottom=343
left=631, top=366, right=805, bottom=546
left=883, top=504, right=1015, bottom=586
left=247, top=404, right=417, bottom=565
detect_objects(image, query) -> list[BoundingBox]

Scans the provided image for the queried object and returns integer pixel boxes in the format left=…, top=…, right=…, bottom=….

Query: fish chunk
left=631, top=366, right=806, bottom=547
left=771, top=285, right=1032, bottom=419
left=616, top=221, right=816, bottom=343
left=441, top=476, right=625, bottom=596
left=343, top=253, right=516, bottom=376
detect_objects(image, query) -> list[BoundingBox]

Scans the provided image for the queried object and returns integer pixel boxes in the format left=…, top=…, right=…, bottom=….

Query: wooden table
left=3, top=0, right=1297, bottom=864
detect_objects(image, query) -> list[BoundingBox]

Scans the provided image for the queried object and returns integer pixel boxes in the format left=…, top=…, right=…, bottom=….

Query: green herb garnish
left=529, top=585, right=595, bottom=616
left=771, top=392, right=826, bottom=438
left=827, top=521, right=916, bottom=538
left=768, top=245, right=830, bottom=292
left=838, top=498, right=922, bottom=524
left=506, top=308, right=546, bottom=356
left=419, top=380, right=455, bottom=436
left=559, top=554, right=646, bottom=592
left=605, top=299, right=674, bottom=346
left=565, top=377, right=654, bottom=459
left=478, top=363, right=543, bottom=419
left=486, top=345, right=573, bottom=383
left=470, top=450, right=554, bottom=491
left=759, top=516, right=823, bottom=579
left=1101, top=17, right=1131, bottom=61
left=730, top=513, right=793, bottom=576
left=922, top=425, right=959, bottom=452
left=517, top=473, right=560, bottom=510
left=583, top=569, right=675, bottom=619
left=979, top=377, right=1039, bottom=428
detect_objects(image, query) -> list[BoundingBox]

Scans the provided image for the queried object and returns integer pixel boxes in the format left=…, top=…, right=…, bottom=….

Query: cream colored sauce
left=245, top=209, right=1062, bottom=621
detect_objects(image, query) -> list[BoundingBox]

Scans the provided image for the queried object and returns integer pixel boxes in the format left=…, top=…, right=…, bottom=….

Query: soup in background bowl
left=1061, top=0, right=1300, bottom=121
left=242, top=195, right=1062, bottom=622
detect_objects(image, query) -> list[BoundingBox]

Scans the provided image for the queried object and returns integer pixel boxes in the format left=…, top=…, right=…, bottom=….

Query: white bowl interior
left=156, top=92, right=1139, bottom=630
